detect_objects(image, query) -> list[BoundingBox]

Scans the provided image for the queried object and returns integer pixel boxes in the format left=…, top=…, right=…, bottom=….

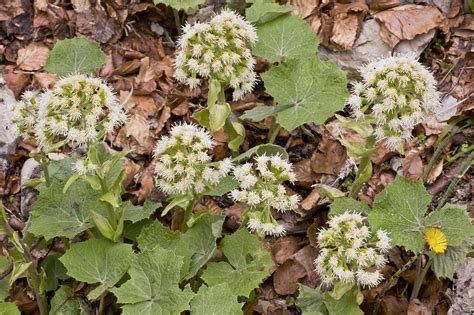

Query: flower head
left=174, top=9, right=258, bottom=100
left=349, top=55, right=440, bottom=152
left=230, top=154, right=299, bottom=237
left=154, top=123, right=232, bottom=195
left=314, top=211, right=391, bottom=287
left=8, top=91, right=40, bottom=140
left=35, top=74, right=127, bottom=151
left=424, top=227, right=447, bottom=254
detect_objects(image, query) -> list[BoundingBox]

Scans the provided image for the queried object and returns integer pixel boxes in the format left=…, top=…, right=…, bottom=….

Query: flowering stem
left=182, top=199, right=196, bottom=232
left=349, top=136, right=375, bottom=199
left=409, top=257, right=432, bottom=302
left=267, top=119, right=281, bottom=144
left=39, top=153, right=51, bottom=187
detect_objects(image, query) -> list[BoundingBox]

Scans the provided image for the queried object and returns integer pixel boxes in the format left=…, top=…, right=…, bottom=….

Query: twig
left=435, top=150, right=473, bottom=211
left=373, top=254, right=419, bottom=315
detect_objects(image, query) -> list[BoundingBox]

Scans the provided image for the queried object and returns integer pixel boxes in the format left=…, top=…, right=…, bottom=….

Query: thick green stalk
left=349, top=136, right=375, bottom=199
left=39, top=153, right=51, bottom=187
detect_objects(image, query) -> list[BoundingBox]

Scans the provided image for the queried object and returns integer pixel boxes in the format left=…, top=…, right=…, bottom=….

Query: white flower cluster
left=154, top=123, right=232, bottom=195
left=35, top=75, right=127, bottom=151
left=8, top=91, right=40, bottom=140
left=230, top=154, right=299, bottom=237
left=348, top=55, right=440, bottom=151
left=72, top=159, right=98, bottom=175
left=174, top=9, right=258, bottom=100
left=314, top=211, right=391, bottom=288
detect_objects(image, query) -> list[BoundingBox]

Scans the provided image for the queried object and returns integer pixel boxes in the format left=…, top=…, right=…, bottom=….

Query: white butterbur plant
left=348, top=55, right=440, bottom=152
left=230, top=154, right=299, bottom=237
left=174, top=9, right=257, bottom=100
left=314, top=211, right=391, bottom=288
left=36, top=74, right=127, bottom=152
left=154, top=123, right=233, bottom=221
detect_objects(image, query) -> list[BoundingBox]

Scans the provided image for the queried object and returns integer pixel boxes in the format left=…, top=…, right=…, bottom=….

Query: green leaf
left=110, top=247, right=194, bottom=315
left=41, top=255, right=67, bottom=292
left=29, top=180, right=101, bottom=240
left=246, top=0, right=293, bottom=25
left=138, top=214, right=224, bottom=280
left=0, top=256, right=11, bottom=301
left=50, top=286, right=88, bottom=315
left=367, top=177, right=431, bottom=253
left=153, top=0, right=203, bottom=11
left=323, top=290, right=363, bottom=315
left=329, top=198, right=370, bottom=217
left=0, top=302, right=20, bottom=315
left=123, top=200, right=160, bottom=223
left=206, top=176, right=239, bottom=197
left=313, top=184, right=346, bottom=199
left=428, top=242, right=471, bottom=280
left=190, top=284, right=243, bottom=315
left=225, top=120, right=246, bottom=152
left=59, top=237, right=134, bottom=300
left=261, top=58, right=348, bottom=131
left=210, top=103, right=231, bottom=131
left=425, top=204, right=474, bottom=248
left=240, top=106, right=276, bottom=122
left=233, top=143, right=289, bottom=163
left=201, top=228, right=273, bottom=297
left=296, top=284, right=326, bottom=315
left=253, top=14, right=318, bottom=63
left=44, top=37, right=107, bottom=77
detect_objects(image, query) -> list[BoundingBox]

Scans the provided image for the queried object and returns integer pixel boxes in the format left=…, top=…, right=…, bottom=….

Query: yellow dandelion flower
left=424, top=227, right=448, bottom=254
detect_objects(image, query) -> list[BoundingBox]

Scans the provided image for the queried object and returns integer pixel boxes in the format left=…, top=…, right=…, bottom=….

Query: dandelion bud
left=35, top=74, right=127, bottom=151
left=350, top=55, right=440, bottom=152
left=153, top=123, right=232, bottom=196
left=230, top=154, right=299, bottom=237
left=314, top=211, right=391, bottom=287
left=174, top=9, right=258, bottom=100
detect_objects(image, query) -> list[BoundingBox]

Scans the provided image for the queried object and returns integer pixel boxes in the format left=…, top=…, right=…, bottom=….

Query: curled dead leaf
left=374, top=5, right=444, bottom=48
left=16, top=42, right=50, bottom=71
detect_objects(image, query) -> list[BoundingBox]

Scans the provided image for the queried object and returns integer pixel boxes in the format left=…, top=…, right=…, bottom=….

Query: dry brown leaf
left=293, top=159, right=316, bottom=184
left=71, top=0, right=91, bottom=12
left=426, top=159, right=443, bottom=184
left=0, top=1, right=24, bottom=21
left=156, top=105, right=171, bottom=134
left=111, top=59, right=141, bottom=76
left=374, top=5, right=444, bottom=48
left=16, top=43, right=50, bottom=71
left=407, top=299, right=431, bottom=315
left=329, top=2, right=368, bottom=51
left=381, top=295, right=409, bottom=315
left=120, top=92, right=157, bottom=117
left=33, top=72, right=57, bottom=90
left=273, top=259, right=306, bottom=295
left=300, top=189, right=320, bottom=211
left=3, top=67, right=29, bottom=98
left=403, top=150, right=424, bottom=179
left=311, top=138, right=347, bottom=175
left=271, top=236, right=301, bottom=265
left=136, top=162, right=155, bottom=203
left=292, top=0, right=320, bottom=19
left=171, top=100, right=189, bottom=116
left=123, top=159, right=141, bottom=189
